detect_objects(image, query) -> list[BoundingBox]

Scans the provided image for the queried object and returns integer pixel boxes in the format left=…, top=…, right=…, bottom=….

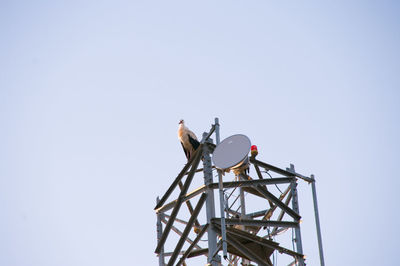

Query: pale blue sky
left=1, top=1, right=399, bottom=265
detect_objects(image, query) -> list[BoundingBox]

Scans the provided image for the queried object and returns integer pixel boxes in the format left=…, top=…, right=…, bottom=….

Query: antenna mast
left=154, top=118, right=325, bottom=265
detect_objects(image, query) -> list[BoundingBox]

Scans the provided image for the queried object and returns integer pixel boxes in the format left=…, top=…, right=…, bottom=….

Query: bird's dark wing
left=180, top=141, right=190, bottom=160
left=188, top=134, right=200, bottom=150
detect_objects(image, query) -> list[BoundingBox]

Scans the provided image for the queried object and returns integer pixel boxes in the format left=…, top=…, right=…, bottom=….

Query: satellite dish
left=212, top=134, right=251, bottom=171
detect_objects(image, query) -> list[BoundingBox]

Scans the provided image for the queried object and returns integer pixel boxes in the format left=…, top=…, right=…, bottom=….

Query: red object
left=251, top=145, right=258, bottom=156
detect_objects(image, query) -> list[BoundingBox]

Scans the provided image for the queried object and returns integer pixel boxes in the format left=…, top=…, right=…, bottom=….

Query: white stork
left=178, top=119, right=200, bottom=161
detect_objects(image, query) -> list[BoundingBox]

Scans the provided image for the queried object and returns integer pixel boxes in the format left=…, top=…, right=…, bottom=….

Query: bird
left=178, top=119, right=200, bottom=161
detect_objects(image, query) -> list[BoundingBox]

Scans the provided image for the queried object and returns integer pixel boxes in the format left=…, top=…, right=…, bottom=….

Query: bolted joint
left=211, top=254, right=221, bottom=264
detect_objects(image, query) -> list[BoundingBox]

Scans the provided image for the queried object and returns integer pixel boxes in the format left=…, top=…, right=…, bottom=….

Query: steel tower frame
left=154, top=118, right=325, bottom=266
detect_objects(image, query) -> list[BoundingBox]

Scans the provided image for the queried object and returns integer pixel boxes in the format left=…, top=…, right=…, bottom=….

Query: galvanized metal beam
left=215, top=117, right=228, bottom=260
left=178, top=181, right=201, bottom=228
left=184, top=166, right=215, bottom=175
left=161, top=251, right=185, bottom=257
left=233, top=178, right=299, bottom=222
left=271, top=191, right=293, bottom=235
left=155, top=149, right=202, bottom=254
left=155, top=185, right=206, bottom=214
left=260, top=185, right=290, bottom=221
left=253, top=164, right=274, bottom=208
left=208, top=177, right=295, bottom=190
left=226, top=208, right=241, bottom=217
left=176, top=224, right=209, bottom=266
left=253, top=163, right=264, bottom=180
left=250, top=157, right=295, bottom=177
left=186, top=248, right=208, bottom=258
left=213, top=218, right=299, bottom=228
left=201, top=124, right=216, bottom=144
left=238, top=176, right=247, bottom=218
left=202, top=135, right=220, bottom=265
left=251, top=158, right=313, bottom=183
left=163, top=214, right=189, bottom=226
left=167, top=193, right=207, bottom=266
left=156, top=197, right=165, bottom=266
left=311, top=175, right=325, bottom=266
left=257, top=186, right=301, bottom=221
left=155, top=146, right=203, bottom=210
left=287, top=163, right=314, bottom=183
left=247, top=209, right=269, bottom=218
left=290, top=179, right=305, bottom=266
left=160, top=217, right=202, bottom=250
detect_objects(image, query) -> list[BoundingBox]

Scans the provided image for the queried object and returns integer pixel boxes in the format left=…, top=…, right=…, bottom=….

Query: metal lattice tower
left=154, top=118, right=325, bottom=266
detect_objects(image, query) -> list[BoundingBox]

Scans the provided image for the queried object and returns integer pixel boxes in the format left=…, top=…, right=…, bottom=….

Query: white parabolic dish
left=212, top=134, right=251, bottom=170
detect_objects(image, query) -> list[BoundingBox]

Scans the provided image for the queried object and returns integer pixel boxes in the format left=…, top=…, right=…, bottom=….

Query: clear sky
left=1, top=1, right=399, bottom=265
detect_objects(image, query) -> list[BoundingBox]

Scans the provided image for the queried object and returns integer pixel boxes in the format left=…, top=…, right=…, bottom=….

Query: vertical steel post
left=288, top=163, right=304, bottom=266
left=156, top=197, right=165, bottom=266
left=290, top=179, right=305, bottom=266
left=224, top=194, right=229, bottom=219
left=238, top=175, right=248, bottom=266
left=202, top=133, right=221, bottom=265
left=239, top=187, right=246, bottom=217
left=215, top=118, right=228, bottom=260
left=237, top=174, right=246, bottom=218
left=311, top=175, right=325, bottom=266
